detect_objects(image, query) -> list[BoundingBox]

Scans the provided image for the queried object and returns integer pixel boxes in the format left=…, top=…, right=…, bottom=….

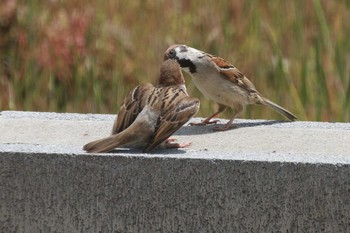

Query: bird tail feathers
left=83, top=134, right=128, bottom=153
left=262, top=98, right=297, bottom=121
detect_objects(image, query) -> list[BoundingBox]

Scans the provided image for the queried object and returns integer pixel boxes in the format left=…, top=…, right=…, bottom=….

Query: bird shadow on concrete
left=107, top=147, right=187, bottom=155
left=175, top=119, right=291, bottom=136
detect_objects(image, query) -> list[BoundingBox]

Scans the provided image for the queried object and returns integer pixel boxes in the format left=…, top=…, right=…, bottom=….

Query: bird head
left=164, top=45, right=209, bottom=74
left=158, top=59, right=185, bottom=87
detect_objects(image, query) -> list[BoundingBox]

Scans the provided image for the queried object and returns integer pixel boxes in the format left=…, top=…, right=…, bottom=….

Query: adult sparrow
left=164, top=45, right=297, bottom=131
left=83, top=59, right=200, bottom=153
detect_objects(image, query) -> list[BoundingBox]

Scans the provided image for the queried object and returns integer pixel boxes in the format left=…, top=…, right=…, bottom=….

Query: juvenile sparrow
left=83, top=59, right=200, bottom=153
left=164, top=45, right=297, bottom=131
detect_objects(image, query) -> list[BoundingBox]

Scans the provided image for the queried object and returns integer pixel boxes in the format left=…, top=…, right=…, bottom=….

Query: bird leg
left=213, top=116, right=236, bottom=131
left=190, top=104, right=226, bottom=126
left=213, top=104, right=243, bottom=131
left=164, top=138, right=192, bottom=149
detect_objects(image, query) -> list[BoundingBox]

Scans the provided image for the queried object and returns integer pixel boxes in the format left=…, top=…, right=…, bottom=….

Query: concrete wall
left=1, top=111, right=349, bottom=232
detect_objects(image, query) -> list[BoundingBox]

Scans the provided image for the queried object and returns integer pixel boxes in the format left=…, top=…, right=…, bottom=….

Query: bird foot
left=165, top=138, right=177, bottom=143
left=165, top=138, right=192, bottom=149
left=189, top=119, right=220, bottom=126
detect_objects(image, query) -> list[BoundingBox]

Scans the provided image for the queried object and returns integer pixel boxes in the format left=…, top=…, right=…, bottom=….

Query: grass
left=0, top=0, right=349, bottom=122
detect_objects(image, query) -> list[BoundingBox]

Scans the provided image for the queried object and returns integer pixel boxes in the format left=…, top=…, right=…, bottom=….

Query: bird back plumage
left=83, top=59, right=199, bottom=153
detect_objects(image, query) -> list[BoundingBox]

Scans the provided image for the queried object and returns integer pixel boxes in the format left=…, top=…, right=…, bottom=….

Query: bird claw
left=177, top=142, right=192, bottom=148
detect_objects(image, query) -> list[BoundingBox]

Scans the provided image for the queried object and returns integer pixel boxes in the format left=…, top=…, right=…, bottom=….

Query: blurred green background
left=0, top=0, right=349, bottom=122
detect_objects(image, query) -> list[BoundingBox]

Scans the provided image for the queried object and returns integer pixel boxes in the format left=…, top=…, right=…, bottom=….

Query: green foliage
left=0, top=0, right=349, bottom=122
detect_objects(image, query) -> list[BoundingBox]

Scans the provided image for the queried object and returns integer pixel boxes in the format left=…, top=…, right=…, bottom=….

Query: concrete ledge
left=1, top=111, right=349, bottom=232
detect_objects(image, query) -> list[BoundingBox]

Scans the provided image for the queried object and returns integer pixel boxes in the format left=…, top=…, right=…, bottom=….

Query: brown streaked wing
left=112, top=83, right=154, bottom=134
left=143, top=92, right=200, bottom=152
left=210, top=55, right=258, bottom=93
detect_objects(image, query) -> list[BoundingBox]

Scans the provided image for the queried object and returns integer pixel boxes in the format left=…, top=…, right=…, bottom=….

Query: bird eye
left=168, top=49, right=176, bottom=58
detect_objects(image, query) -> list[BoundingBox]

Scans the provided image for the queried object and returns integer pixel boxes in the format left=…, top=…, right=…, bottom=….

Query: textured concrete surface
left=0, top=111, right=349, bottom=232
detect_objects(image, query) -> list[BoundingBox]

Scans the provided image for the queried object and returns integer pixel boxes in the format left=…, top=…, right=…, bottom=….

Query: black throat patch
left=177, top=58, right=197, bottom=74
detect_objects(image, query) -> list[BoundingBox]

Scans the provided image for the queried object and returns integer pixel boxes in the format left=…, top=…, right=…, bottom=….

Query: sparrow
left=83, top=59, right=200, bottom=153
left=164, top=45, right=297, bottom=131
